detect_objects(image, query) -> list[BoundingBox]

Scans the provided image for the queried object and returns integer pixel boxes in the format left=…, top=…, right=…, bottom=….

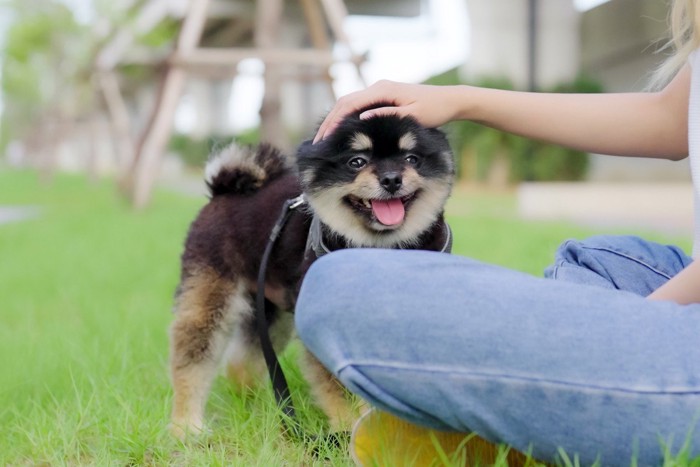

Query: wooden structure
left=96, top=0, right=366, bottom=208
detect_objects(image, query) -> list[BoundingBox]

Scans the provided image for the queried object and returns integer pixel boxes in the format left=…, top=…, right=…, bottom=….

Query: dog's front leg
left=301, top=348, right=365, bottom=432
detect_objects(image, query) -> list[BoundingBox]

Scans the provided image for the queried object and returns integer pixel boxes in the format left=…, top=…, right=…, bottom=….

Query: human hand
left=313, top=80, right=464, bottom=143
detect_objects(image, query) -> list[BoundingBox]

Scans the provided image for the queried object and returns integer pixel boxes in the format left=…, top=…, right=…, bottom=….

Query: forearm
left=456, top=84, right=688, bottom=160
left=316, top=65, right=690, bottom=154
left=647, top=260, right=700, bottom=304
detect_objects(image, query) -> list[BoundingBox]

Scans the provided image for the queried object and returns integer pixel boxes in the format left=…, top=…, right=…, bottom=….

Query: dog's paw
left=169, top=419, right=210, bottom=441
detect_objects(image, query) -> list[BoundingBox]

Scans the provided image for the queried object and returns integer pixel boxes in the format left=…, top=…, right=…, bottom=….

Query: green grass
left=0, top=170, right=693, bottom=465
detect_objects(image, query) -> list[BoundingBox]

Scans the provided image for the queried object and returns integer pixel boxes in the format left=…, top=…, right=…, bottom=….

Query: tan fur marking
left=398, top=132, right=417, bottom=151
left=170, top=270, right=241, bottom=438
left=402, top=167, right=420, bottom=186
left=170, top=270, right=237, bottom=368
left=350, top=132, right=373, bottom=151
left=244, top=278, right=293, bottom=310
left=170, top=363, right=214, bottom=438
left=302, top=349, right=358, bottom=431
left=225, top=358, right=266, bottom=390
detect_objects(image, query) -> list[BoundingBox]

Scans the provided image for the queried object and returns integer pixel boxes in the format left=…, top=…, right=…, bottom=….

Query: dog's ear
left=295, top=139, right=323, bottom=171
left=297, top=139, right=313, bottom=152
left=296, top=139, right=316, bottom=161
left=426, top=128, right=450, bottom=148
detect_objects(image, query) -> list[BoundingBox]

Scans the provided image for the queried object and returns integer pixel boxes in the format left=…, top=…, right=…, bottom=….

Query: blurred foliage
left=138, top=17, right=179, bottom=48
left=0, top=0, right=180, bottom=155
left=1, top=0, right=92, bottom=152
left=426, top=69, right=603, bottom=184
left=120, top=14, right=178, bottom=84
left=169, top=129, right=262, bottom=168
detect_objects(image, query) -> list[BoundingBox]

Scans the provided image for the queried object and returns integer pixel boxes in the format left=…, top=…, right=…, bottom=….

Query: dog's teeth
left=363, top=199, right=371, bottom=208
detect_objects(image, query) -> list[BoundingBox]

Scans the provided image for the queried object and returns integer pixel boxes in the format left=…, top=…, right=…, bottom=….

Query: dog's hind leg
left=224, top=335, right=268, bottom=390
left=169, top=270, right=249, bottom=439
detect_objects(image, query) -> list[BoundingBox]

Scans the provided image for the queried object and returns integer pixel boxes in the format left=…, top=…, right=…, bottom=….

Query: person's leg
left=545, top=235, right=692, bottom=294
left=296, top=248, right=700, bottom=466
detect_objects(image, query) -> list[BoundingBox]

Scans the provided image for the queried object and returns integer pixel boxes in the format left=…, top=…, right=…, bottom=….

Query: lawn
left=0, top=169, right=693, bottom=465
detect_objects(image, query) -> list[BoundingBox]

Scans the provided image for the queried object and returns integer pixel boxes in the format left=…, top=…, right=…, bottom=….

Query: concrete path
left=518, top=182, right=693, bottom=236
left=0, top=206, right=41, bottom=226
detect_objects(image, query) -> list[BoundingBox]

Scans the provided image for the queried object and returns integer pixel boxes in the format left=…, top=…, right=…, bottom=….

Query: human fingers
left=313, top=81, right=400, bottom=143
left=313, top=93, right=378, bottom=143
left=358, top=105, right=403, bottom=120
left=313, top=105, right=401, bottom=143
left=313, top=99, right=345, bottom=143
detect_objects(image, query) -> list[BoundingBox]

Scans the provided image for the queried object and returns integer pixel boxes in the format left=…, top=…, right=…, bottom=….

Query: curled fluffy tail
left=204, top=143, right=290, bottom=197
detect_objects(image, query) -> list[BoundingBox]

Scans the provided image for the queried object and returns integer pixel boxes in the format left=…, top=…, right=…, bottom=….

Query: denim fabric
left=545, top=235, right=692, bottom=294
left=295, top=236, right=700, bottom=466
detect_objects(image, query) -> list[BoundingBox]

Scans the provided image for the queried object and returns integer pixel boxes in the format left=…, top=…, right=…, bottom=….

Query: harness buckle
left=288, top=194, right=306, bottom=210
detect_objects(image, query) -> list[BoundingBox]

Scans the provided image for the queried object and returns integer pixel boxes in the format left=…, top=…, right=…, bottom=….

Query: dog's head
left=297, top=104, right=455, bottom=248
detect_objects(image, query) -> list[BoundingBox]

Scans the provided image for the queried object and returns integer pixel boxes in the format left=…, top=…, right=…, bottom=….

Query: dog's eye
left=347, top=156, right=368, bottom=170
left=405, top=154, right=419, bottom=165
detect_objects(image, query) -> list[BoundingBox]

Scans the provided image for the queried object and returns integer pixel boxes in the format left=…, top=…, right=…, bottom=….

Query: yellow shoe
left=350, top=409, right=533, bottom=466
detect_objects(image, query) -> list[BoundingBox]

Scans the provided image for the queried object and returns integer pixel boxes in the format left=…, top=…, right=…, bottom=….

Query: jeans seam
left=336, top=361, right=700, bottom=395
left=580, top=245, right=675, bottom=280
left=548, top=259, right=565, bottom=280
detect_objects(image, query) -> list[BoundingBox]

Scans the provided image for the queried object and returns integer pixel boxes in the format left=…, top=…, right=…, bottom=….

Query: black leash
left=256, top=195, right=350, bottom=453
left=255, top=194, right=306, bottom=439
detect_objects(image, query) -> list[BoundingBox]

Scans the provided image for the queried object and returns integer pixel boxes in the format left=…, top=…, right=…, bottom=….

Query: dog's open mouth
left=345, top=192, right=417, bottom=226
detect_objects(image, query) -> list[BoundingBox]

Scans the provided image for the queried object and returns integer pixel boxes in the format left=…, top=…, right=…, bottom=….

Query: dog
left=168, top=106, right=456, bottom=439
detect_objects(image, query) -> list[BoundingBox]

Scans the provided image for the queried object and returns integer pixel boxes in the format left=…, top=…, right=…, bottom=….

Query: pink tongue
left=371, top=198, right=405, bottom=226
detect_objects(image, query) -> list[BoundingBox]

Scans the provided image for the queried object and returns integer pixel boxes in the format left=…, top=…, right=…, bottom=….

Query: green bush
left=426, top=70, right=603, bottom=184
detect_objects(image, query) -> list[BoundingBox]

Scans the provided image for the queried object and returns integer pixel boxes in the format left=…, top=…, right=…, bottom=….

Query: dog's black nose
left=380, top=172, right=402, bottom=194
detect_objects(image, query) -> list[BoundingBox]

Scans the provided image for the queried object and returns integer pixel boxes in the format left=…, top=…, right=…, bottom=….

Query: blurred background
left=0, top=0, right=691, bottom=232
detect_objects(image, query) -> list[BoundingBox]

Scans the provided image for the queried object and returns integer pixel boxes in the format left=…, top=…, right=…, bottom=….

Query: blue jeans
left=295, top=235, right=700, bottom=466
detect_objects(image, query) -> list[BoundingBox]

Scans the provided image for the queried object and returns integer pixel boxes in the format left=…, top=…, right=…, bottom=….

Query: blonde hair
left=649, top=0, right=700, bottom=89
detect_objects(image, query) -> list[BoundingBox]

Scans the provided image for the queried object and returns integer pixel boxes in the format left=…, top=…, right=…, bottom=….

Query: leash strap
left=256, top=194, right=305, bottom=438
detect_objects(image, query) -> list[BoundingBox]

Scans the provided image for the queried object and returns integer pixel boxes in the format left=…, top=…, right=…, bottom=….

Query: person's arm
left=315, top=66, right=691, bottom=161
left=648, top=260, right=700, bottom=304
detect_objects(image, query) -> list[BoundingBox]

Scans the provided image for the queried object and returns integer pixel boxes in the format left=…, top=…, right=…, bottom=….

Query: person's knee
left=545, top=238, right=582, bottom=278
left=296, top=248, right=449, bottom=353
left=551, top=235, right=622, bottom=267
left=545, top=236, right=613, bottom=282
left=295, top=249, right=375, bottom=343
left=553, top=238, right=580, bottom=262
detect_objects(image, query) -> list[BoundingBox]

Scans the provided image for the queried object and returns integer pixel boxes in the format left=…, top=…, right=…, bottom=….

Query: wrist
left=449, top=84, right=481, bottom=122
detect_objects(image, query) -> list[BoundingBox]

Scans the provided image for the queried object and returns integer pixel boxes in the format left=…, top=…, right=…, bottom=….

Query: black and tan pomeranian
left=169, top=106, right=455, bottom=439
